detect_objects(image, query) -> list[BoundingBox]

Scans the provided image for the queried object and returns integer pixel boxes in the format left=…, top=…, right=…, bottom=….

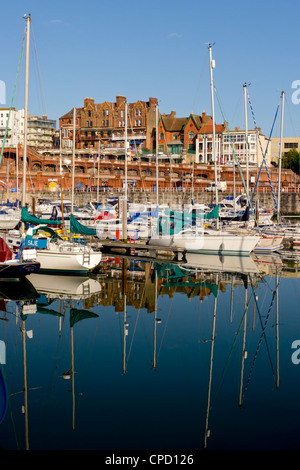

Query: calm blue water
left=0, top=253, right=300, bottom=451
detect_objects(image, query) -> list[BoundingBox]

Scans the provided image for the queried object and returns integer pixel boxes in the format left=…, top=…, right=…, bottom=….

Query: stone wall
left=25, top=189, right=300, bottom=215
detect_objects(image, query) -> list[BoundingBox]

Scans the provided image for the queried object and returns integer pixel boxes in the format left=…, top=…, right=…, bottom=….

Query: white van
left=205, top=181, right=227, bottom=192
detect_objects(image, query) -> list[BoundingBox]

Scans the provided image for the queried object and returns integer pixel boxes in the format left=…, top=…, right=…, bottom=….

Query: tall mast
left=277, top=91, right=285, bottom=223
left=22, top=14, right=31, bottom=212
left=243, top=83, right=249, bottom=195
left=125, top=101, right=128, bottom=200
left=71, top=107, right=75, bottom=213
left=208, top=43, right=218, bottom=220
left=155, top=103, right=159, bottom=206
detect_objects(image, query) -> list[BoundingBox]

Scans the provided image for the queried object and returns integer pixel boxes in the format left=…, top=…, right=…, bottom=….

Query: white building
left=0, top=108, right=25, bottom=148
left=195, top=127, right=271, bottom=167
left=27, top=114, right=56, bottom=148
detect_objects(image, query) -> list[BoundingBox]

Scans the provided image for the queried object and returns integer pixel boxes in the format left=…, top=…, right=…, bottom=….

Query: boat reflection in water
left=1, top=252, right=300, bottom=450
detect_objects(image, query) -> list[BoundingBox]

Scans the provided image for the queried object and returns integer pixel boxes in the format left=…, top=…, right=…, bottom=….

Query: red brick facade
left=59, top=96, right=158, bottom=154
left=157, top=111, right=210, bottom=156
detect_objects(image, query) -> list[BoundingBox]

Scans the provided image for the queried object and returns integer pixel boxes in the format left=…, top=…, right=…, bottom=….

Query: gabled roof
left=198, top=117, right=225, bottom=134
left=60, top=107, right=83, bottom=120
left=160, top=112, right=188, bottom=132
left=160, top=111, right=213, bottom=133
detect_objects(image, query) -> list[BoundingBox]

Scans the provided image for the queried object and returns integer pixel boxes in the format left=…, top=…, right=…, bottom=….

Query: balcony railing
left=111, top=134, right=146, bottom=141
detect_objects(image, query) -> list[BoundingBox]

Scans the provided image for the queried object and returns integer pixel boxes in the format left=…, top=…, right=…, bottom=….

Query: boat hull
left=184, top=252, right=258, bottom=274
left=35, top=249, right=102, bottom=274
left=0, top=260, right=41, bottom=280
left=27, top=273, right=102, bottom=298
left=149, top=232, right=259, bottom=256
left=254, top=235, right=283, bottom=253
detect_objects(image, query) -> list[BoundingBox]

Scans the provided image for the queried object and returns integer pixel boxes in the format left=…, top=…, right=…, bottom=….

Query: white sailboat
left=15, top=19, right=102, bottom=274
left=148, top=44, right=259, bottom=256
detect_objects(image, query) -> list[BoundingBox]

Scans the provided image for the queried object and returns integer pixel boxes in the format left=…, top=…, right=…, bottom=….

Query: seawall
left=23, top=189, right=300, bottom=216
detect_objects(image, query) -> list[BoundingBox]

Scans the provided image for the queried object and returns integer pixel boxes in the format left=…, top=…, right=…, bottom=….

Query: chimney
left=116, top=95, right=126, bottom=107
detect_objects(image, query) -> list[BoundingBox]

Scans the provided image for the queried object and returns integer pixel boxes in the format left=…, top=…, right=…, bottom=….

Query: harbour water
left=0, top=252, right=300, bottom=451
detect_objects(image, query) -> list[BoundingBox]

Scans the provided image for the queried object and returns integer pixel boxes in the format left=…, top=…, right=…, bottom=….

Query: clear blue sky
left=1, top=0, right=300, bottom=138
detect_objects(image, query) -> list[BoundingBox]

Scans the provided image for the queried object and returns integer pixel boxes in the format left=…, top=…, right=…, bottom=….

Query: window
left=102, top=120, right=105, bottom=126
left=90, top=121, right=93, bottom=127
left=106, top=110, right=109, bottom=116
left=173, top=133, right=178, bottom=140
left=121, top=110, right=124, bottom=117
left=159, top=133, right=164, bottom=140
left=88, top=110, right=91, bottom=117
left=103, top=110, right=105, bottom=117
left=284, top=142, right=298, bottom=148
left=189, top=131, right=194, bottom=139
left=86, top=121, right=89, bottom=127
left=106, top=120, right=109, bottom=126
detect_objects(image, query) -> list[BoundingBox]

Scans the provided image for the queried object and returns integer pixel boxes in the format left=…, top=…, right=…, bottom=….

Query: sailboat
left=9, top=16, right=102, bottom=275
left=147, top=44, right=259, bottom=256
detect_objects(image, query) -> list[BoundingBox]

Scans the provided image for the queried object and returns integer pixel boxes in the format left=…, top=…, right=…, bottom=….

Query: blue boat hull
left=0, top=261, right=41, bottom=280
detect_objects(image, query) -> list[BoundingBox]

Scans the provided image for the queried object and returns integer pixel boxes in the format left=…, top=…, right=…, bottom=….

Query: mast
left=244, top=83, right=249, bottom=195
left=71, top=107, right=76, bottom=214
left=97, top=139, right=100, bottom=203
left=239, top=281, right=248, bottom=407
left=125, top=101, right=128, bottom=200
left=204, top=273, right=218, bottom=449
left=22, top=14, right=31, bottom=223
left=21, top=315, right=29, bottom=449
left=59, top=128, right=64, bottom=231
left=277, top=91, right=285, bottom=223
left=208, top=43, right=219, bottom=225
left=155, top=104, right=159, bottom=206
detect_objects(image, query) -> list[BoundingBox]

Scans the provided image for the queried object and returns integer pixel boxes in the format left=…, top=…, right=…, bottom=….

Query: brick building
left=157, top=110, right=211, bottom=160
left=59, top=95, right=158, bottom=156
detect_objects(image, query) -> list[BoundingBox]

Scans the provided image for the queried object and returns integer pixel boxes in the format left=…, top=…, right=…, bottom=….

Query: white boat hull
left=183, top=252, right=258, bottom=274
left=0, top=218, right=20, bottom=230
left=149, top=231, right=259, bottom=256
left=254, top=235, right=283, bottom=253
left=27, top=273, right=101, bottom=298
left=35, top=247, right=102, bottom=274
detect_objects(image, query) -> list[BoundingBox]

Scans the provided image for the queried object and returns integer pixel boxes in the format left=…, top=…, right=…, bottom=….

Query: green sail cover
left=38, top=306, right=64, bottom=317
left=70, top=308, right=99, bottom=327
left=21, top=206, right=62, bottom=225
left=70, top=214, right=97, bottom=236
left=165, top=205, right=219, bottom=220
left=159, top=205, right=219, bottom=236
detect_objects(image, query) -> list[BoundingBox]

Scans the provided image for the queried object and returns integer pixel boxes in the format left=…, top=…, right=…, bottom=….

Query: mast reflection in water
left=0, top=252, right=300, bottom=450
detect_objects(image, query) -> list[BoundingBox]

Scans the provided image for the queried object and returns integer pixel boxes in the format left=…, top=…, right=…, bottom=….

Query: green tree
left=282, top=148, right=300, bottom=174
